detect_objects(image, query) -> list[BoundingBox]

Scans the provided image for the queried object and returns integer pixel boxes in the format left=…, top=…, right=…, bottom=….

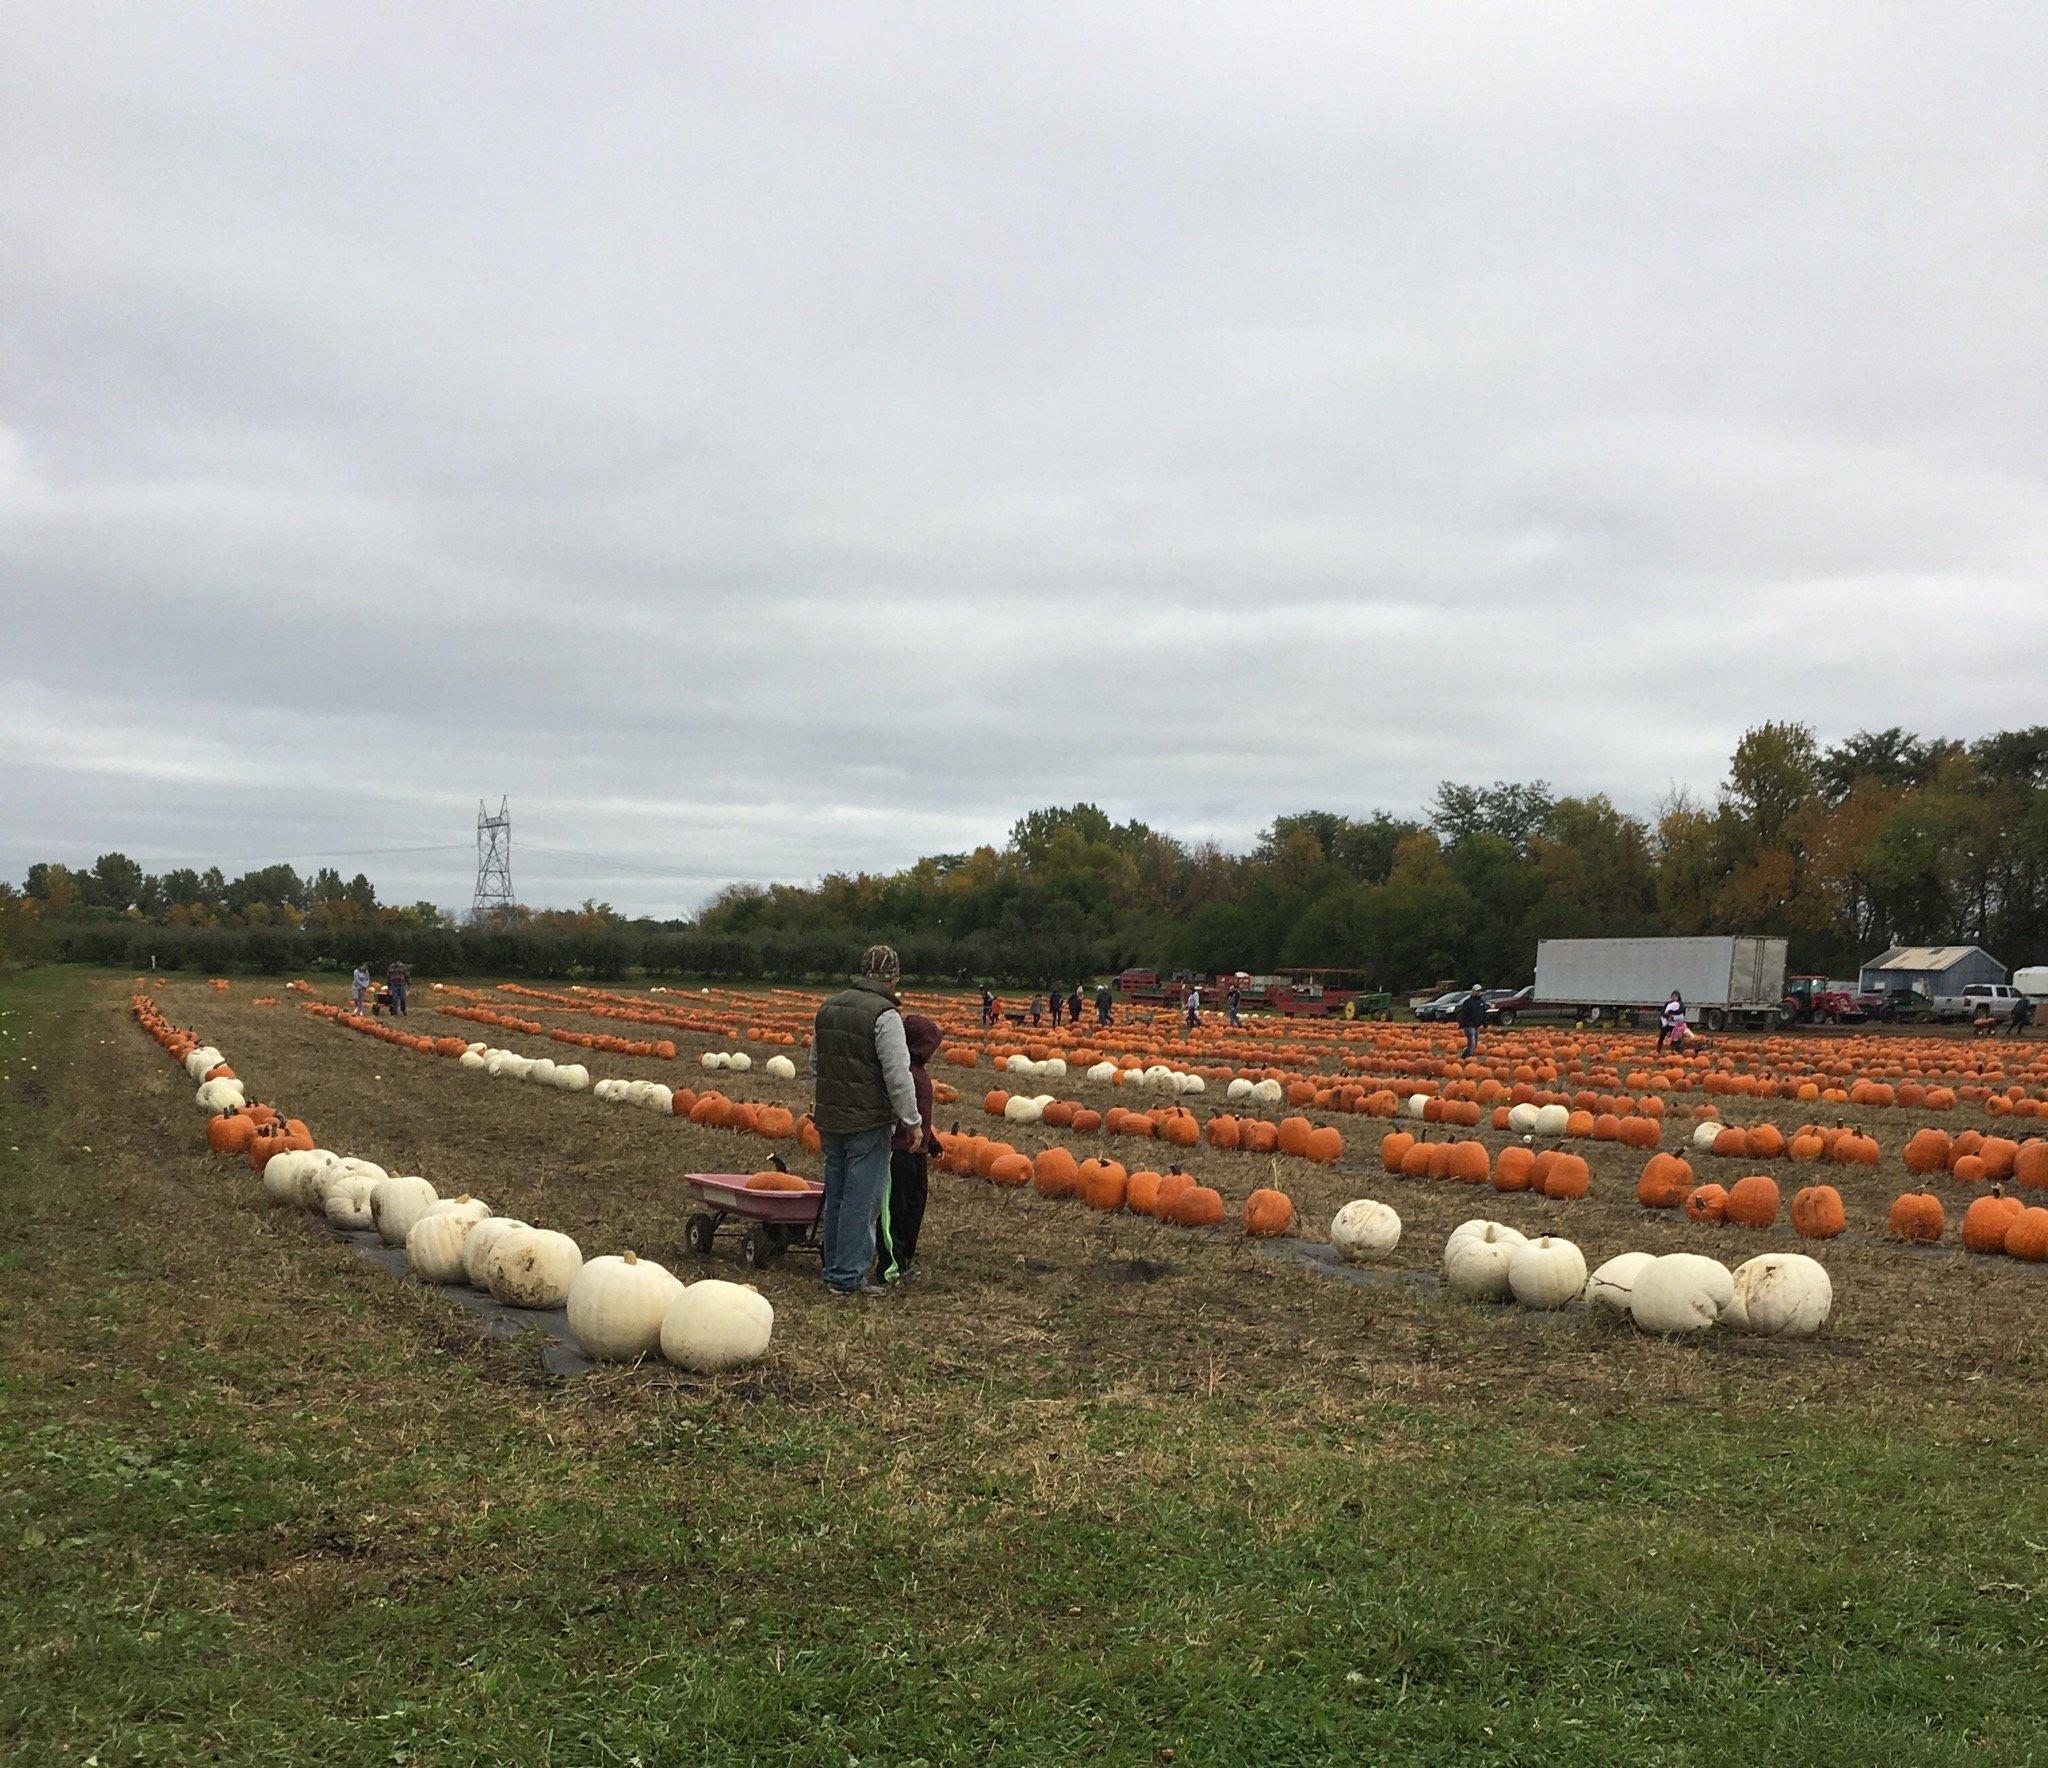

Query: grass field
left=3, top=968, right=2046, bottom=1764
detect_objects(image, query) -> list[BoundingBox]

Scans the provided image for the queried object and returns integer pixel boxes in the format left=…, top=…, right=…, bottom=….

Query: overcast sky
left=3, top=3, right=2044, bottom=914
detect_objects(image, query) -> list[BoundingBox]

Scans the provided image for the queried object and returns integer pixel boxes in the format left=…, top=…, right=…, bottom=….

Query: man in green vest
left=809, top=943, right=923, bottom=1295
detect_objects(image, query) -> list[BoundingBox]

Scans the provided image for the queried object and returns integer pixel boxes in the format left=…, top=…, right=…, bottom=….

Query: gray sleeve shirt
left=874, top=1008, right=920, bottom=1127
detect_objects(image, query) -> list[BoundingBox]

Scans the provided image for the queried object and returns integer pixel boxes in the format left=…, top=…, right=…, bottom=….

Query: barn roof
left=1864, top=945, right=1992, bottom=972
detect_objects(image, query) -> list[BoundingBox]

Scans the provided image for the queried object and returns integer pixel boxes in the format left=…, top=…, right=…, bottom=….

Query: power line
left=472, top=798, right=515, bottom=921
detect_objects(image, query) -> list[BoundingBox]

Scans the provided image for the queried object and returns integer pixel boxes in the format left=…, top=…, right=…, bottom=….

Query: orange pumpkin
left=1789, top=1184, right=1845, bottom=1239
left=1242, top=1188, right=1294, bottom=1237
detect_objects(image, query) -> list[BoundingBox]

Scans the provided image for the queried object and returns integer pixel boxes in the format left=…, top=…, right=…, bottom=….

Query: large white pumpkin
left=1506, top=1102, right=1541, bottom=1135
left=700, top=1052, right=728, bottom=1071
left=1630, top=1254, right=1734, bottom=1335
left=184, top=1045, right=224, bottom=1081
left=1003, top=1095, right=1043, bottom=1125
left=660, top=1280, right=774, bottom=1373
left=1508, top=1236, right=1587, bottom=1309
left=1727, top=1253, right=1833, bottom=1339
left=1224, top=1076, right=1253, bottom=1101
left=1691, top=1119, right=1724, bottom=1151
left=307, top=1156, right=384, bottom=1213
left=1330, top=1199, right=1402, bottom=1262
left=1444, top=1225, right=1520, bottom=1301
left=764, top=1055, right=797, bottom=1081
left=1251, top=1079, right=1284, bottom=1107
left=1447, top=1218, right=1526, bottom=1257
left=641, top=1083, right=674, bottom=1114
left=420, top=1194, right=491, bottom=1230
left=461, top=1216, right=530, bottom=1288
left=1403, top=1093, right=1430, bottom=1119
left=528, top=1057, right=558, bottom=1086
left=485, top=1227, right=583, bottom=1308
left=726, top=1052, right=752, bottom=1073
left=406, top=1210, right=476, bottom=1284
left=459, top=1048, right=489, bottom=1071
left=567, top=1252, right=687, bottom=1361
left=554, top=1064, right=590, bottom=1092
left=1532, top=1103, right=1571, bottom=1138
left=1043, top=1058, right=1068, bottom=1079
left=1586, top=1251, right=1654, bottom=1313
left=370, top=1175, right=440, bottom=1246
left=261, top=1149, right=312, bottom=1205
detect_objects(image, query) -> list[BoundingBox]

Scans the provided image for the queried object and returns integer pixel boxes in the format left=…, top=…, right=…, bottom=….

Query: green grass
left=2, top=967, right=2044, bottom=1764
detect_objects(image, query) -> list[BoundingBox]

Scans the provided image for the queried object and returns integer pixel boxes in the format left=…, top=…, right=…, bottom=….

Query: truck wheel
left=1583, top=1006, right=1604, bottom=1027
left=1495, top=1012, right=1516, bottom=1029
left=1621, top=1008, right=1641, bottom=1029
left=1703, top=1008, right=1727, bottom=1033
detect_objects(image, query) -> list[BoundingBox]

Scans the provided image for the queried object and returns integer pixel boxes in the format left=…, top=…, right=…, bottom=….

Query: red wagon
left=681, top=1171, right=823, bottom=1270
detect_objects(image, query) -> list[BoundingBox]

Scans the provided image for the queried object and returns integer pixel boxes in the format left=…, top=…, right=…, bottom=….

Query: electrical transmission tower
left=471, top=797, right=515, bottom=920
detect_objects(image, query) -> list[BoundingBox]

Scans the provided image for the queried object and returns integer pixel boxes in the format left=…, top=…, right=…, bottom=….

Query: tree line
left=9, top=723, right=2048, bottom=987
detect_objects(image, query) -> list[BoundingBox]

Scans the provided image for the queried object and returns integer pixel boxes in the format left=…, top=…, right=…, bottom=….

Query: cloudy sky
left=4, top=3, right=2044, bottom=914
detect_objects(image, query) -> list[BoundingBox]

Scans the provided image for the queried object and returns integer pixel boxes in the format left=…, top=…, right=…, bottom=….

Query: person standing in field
left=810, top=945, right=924, bottom=1298
left=350, top=963, right=370, bottom=1012
left=1227, top=983, right=1242, bottom=1027
left=1067, top=982, right=1083, bottom=1026
left=980, top=985, right=996, bottom=1027
left=1184, top=984, right=1201, bottom=1029
left=1454, top=982, right=1488, bottom=1058
left=1048, top=982, right=1064, bottom=1028
left=1096, top=981, right=1112, bottom=1027
left=1657, top=992, right=1685, bottom=1053
left=874, top=1013, right=942, bottom=1284
left=387, top=957, right=411, bottom=1016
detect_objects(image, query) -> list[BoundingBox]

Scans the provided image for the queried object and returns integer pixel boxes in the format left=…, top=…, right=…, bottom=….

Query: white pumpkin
left=641, top=1083, right=674, bottom=1114
left=1533, top=1103, right=1571, bottom=1137
left=1330, top=1199, right=1402, bottom=1262
left=660, top=1279, right=774, bottom=1373
left=459, top=1049, right=489, bottom=1071
left=406, top=1210, right=476, bottom=1284
left=1691, top=1119, right=1724, bottom=1151
left=195, top=1078, right=246, bottom=1115
left=1043, top=1058, right=1068, bottom=1079
left=1225, top=1077, right=1253, bottom=1101
left=1586, top=1251, right=1654, bottom=1313
left=764, top=1055, right=797, bottom=1081
left=485, top=1050, right=517, bottom=1078
left=1630, top=1253, right=1734, bottom=1335
left=622, top=1080, right=653, bottom=1109
left=184, top=1045, right=224, bottom=1080
left=726, top=1053, right=752, bottom=1073
left=324, top=1173, right=378, bottom=1231
left=1176, top=1074, right=1205, bottom=1095
left=1003, top=1096, right=1043, bottom=1125
left=1727, top=1253, right=1832, bottom=1339
left=306, top=1156, right=383, bottom=1212
left=1506, top=1102, right=1540, bottom=1135
left=566, top=1251, right=687, bottom=1361
left=1403, top=1093, right=1430, bottom=1119
left=554, top=1064, right=590, bottom=1091
left=1444, top=1225, right=1520, bottom=1301
left=461, top=1216, right=531, bottom=1288
left=485, top=1227, right=583, bottom=1308
left=1508, top=1236, right=1587, bottom=1309
left=1447, top=1218, right=1526, bottom=1256
left=700, top=1051, right=728, bottom=1071
left=370, top=1175, right=440, bottom=1246
left=528, top=1057, right=558, bottom=1086
left=1252, top=1079, right=1284, bottom=1106
left=420, top=1193, right=491, bottom=1230
left=261, top=1149, right=311, bottom=1204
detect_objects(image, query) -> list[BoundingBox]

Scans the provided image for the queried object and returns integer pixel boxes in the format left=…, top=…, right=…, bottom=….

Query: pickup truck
left=1940, top=983, right=2029, bottom=1024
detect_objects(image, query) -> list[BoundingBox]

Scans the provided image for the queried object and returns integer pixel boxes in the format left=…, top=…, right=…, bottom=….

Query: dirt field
left=5, top=969, right=2046, bottom=1763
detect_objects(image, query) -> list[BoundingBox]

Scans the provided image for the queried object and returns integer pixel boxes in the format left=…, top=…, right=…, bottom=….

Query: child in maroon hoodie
left=876, top=1013, right=942, bottom=1283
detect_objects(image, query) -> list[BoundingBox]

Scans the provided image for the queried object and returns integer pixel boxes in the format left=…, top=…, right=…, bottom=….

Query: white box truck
left=1533, top=936, right=1792, bottom=1031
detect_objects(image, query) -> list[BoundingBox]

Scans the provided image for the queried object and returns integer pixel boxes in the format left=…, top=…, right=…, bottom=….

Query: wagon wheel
left=685, top=1211, right=717, bottom=1257
left=740, top=1225, right=780, bottom=1269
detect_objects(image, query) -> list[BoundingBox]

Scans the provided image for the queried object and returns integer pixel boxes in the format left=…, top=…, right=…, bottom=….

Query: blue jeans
left=1462, top=1026, right=1479, bottom=1057
left=390, top=982, right=407, bottom=1015
left=819, top=1124, right=894, bottom=1290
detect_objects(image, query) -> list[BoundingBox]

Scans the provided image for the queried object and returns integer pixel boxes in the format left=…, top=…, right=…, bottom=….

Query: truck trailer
left=1533, top=936, right=1791, bottom=1032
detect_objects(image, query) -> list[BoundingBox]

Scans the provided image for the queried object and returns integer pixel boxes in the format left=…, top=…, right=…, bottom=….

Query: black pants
left=876, top=1151, right=928, bottom=1279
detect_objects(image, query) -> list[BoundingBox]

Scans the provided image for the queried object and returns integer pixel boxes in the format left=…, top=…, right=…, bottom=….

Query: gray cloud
left=4, top=2, right=2045, bottom=912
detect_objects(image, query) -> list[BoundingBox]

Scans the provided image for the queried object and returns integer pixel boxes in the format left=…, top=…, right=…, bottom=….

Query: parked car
left=1486, top=985, right=1534, bottom=1026
left=1949, top=983, right=2029, bottom=1024
left=1857, top=986, right=1934, bottom=1023
left=1412, top=990, right=1468, bottom=1022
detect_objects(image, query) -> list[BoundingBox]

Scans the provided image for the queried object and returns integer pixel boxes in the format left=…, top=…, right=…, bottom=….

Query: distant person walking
left=2015, top=996, right=2036, bottom=1039
left=350, top=963, right=370, bottom=1012
left=1226, top=984, right=1242, bottom=1027
left=1029, top=993, right=1044, bottom=1026
left=1068, top=982, right=1083, bottom=1025
left=1096, top=982, right=1112, bottom=1027
left=386, top=958, right=411, bottom=1016
left=1657, top=992, right=1685, bottom=1053
left=1184, top=985, right=1201, bottom=1029
left=810, top=945, right=924, bottom=1298
left=980, top=985, right=996, bottom=1027
left=1048, top=983, right=1064, bottom=1028
left=1454, top=983, right=1488, bottom=1058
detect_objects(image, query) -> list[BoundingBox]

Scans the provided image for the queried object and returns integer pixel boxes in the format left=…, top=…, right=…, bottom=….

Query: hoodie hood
left=901, top=1013, right=944, bottom=1065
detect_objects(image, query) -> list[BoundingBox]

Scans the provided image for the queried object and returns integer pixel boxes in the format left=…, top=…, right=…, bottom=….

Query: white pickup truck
left=1930, top=982, right=2029, bottom=1023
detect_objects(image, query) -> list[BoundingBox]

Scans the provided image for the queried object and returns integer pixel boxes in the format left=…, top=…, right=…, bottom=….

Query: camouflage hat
left=860, top=943, right=901, bottom=984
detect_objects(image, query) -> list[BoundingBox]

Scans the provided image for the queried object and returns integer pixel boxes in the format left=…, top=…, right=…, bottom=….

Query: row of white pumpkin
left=183, top=1044, right=773, bottom=1370
left=455, top=1041, right=794, bottom=1111
left=262, top=1148, right=770, bottom=1368
left=1322, top=1197, right=1831, bottom=1338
